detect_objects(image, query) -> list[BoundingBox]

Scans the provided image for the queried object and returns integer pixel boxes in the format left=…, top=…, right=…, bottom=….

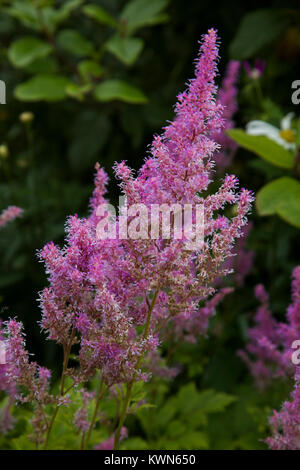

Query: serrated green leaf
left=227, top=129, right=295, bottom=169
left=82, top=4, right=118, bottom=28
left=256, top=176, right=300, bottom=228
left=195, top=389, right=237, bottom=414
left=15, top=74, right=71, bottom=102
left=229, top=9, right=287, bottom=59
left=57, top=29, right=94, bottom=57
left=120, top=0, right=169, bottom=33
left=105, top=35, right=144, bottom=65
left=94, top=79, right=147, bottom=104
left=8, top=37, right=52, bottom=68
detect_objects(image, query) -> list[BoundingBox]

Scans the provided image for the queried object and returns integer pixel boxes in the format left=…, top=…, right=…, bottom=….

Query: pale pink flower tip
left=0, top=206, right=23, bottom=228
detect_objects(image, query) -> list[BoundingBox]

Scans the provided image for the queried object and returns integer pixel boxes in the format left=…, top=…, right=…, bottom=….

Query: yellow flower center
left=279, top=129, right=296, bottom=143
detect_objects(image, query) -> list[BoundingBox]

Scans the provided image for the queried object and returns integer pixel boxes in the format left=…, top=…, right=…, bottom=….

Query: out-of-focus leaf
left=15, top=74, right=71, bottom=101
left=8, top=37, right=52, bottom=68
left=105, top=35, right=144, bottom=65
left=121, top=438, right=149, bottom=450
left=65, top=82, right=92, bottom=101
left=94, top=79, right=147, bottom=104
left=120, top=0, right=169, bottom=33
left=41, top=0, right=84, bottom=32
left=57, top=29, right=94, bottom=57
left=68, top=111, right=111, bottom=171
left=78, top=60, right=103, bottom=80
left=229, top=9, right=287, bottom=59
left=5, top=1, right=40, bottom=31
left=256, top=176, right=300, bottom=228
left=227, top=129, right=295, bottom=169
left=82, top=4, right=118, bottom=28
left=23, top=56, right=58, bottom=74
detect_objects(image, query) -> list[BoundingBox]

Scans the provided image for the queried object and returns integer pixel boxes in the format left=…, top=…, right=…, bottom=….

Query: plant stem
left=113, top=383, right=132, bottom=450
left=84, top=377, right=105, bottom=449
left=43, top=330, right=75, bottom=449
left=113, top=288, right=159, bottom=450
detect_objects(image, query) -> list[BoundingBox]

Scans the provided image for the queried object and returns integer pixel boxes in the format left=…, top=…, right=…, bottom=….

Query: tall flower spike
left=37, top=29, right=253, bottom=391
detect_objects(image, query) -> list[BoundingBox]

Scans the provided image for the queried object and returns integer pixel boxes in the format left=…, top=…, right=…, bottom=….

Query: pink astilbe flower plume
left=38, top=29, right=252, bottom=390
left=240, top=266, right=300, bottom=389
left=266, top=367, right=300, bottom=450
left=1, top=29, right=253, bottom=449
left=0, top=206, right=23, bottom=229
left=240, top=266, right=300, bottom=449
left=0, top=319, right=53, bottom=442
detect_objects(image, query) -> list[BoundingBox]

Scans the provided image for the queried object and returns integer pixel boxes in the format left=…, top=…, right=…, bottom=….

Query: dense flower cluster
left=0, top=320, right=53, bottom=443
left=0, top=29, right=253, bottom=449
left=240, top=266, right=300, bottom=450
left=240, top=266, right=300, bottom=388
left=39, top=29, right=252, bottom=388
left=0, top=206, right=23, bottom=229
left=266, top=367, right=300, bottom=450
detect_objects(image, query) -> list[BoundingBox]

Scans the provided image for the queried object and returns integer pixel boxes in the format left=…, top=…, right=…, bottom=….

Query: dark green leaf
left=120, top=0, right=169, bottom=33
left=227, top=129, right=295, bottom=169
left=94, top=79, right=147, bottom=104
left=229, top=9, right=287, bottom=59
left=105, top=35, right=144, bottom=65
left=82, top=4, right=118, bottom=28
left=57, top=29, right=94, bottom=57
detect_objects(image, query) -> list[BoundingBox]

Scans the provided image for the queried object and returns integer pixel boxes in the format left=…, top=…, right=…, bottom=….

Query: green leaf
left=82, top=4, right=118, bottom=28
left=8, top=37, right=52, bottom=68
left=5, top=2, right=40, bottom=31
left=121, top=437, right=149, bottom=450
left=105, top=35, right=144, bottom=65
left=57, top=29, right=94, bottom=57
left=23, top=56, right=58, bottom=74
left=256, top=176, right=300, bottom=228
left=78, top=60, right=103, bottom=80
left=120, top=0, right=169, bottom=33
left=227, top=129, right=295, bottom=169
left=178, top=431, right=209, bottom=449
left=57, top=0, right=84, bottom=19
left=94, top=79, right=147, bottom=104
left=229, top=9, right=287, bottom=59
left=65, top=82, right=92, bottom=101
left=15, top=74, right=71, bottom=102
left=195, top=389, right=237, bottom=414
left=41, top=0, right=84, bottom=32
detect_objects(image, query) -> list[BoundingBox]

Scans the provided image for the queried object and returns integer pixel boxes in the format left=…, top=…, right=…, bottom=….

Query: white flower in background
left=246, top=112, right=296, bottom=151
